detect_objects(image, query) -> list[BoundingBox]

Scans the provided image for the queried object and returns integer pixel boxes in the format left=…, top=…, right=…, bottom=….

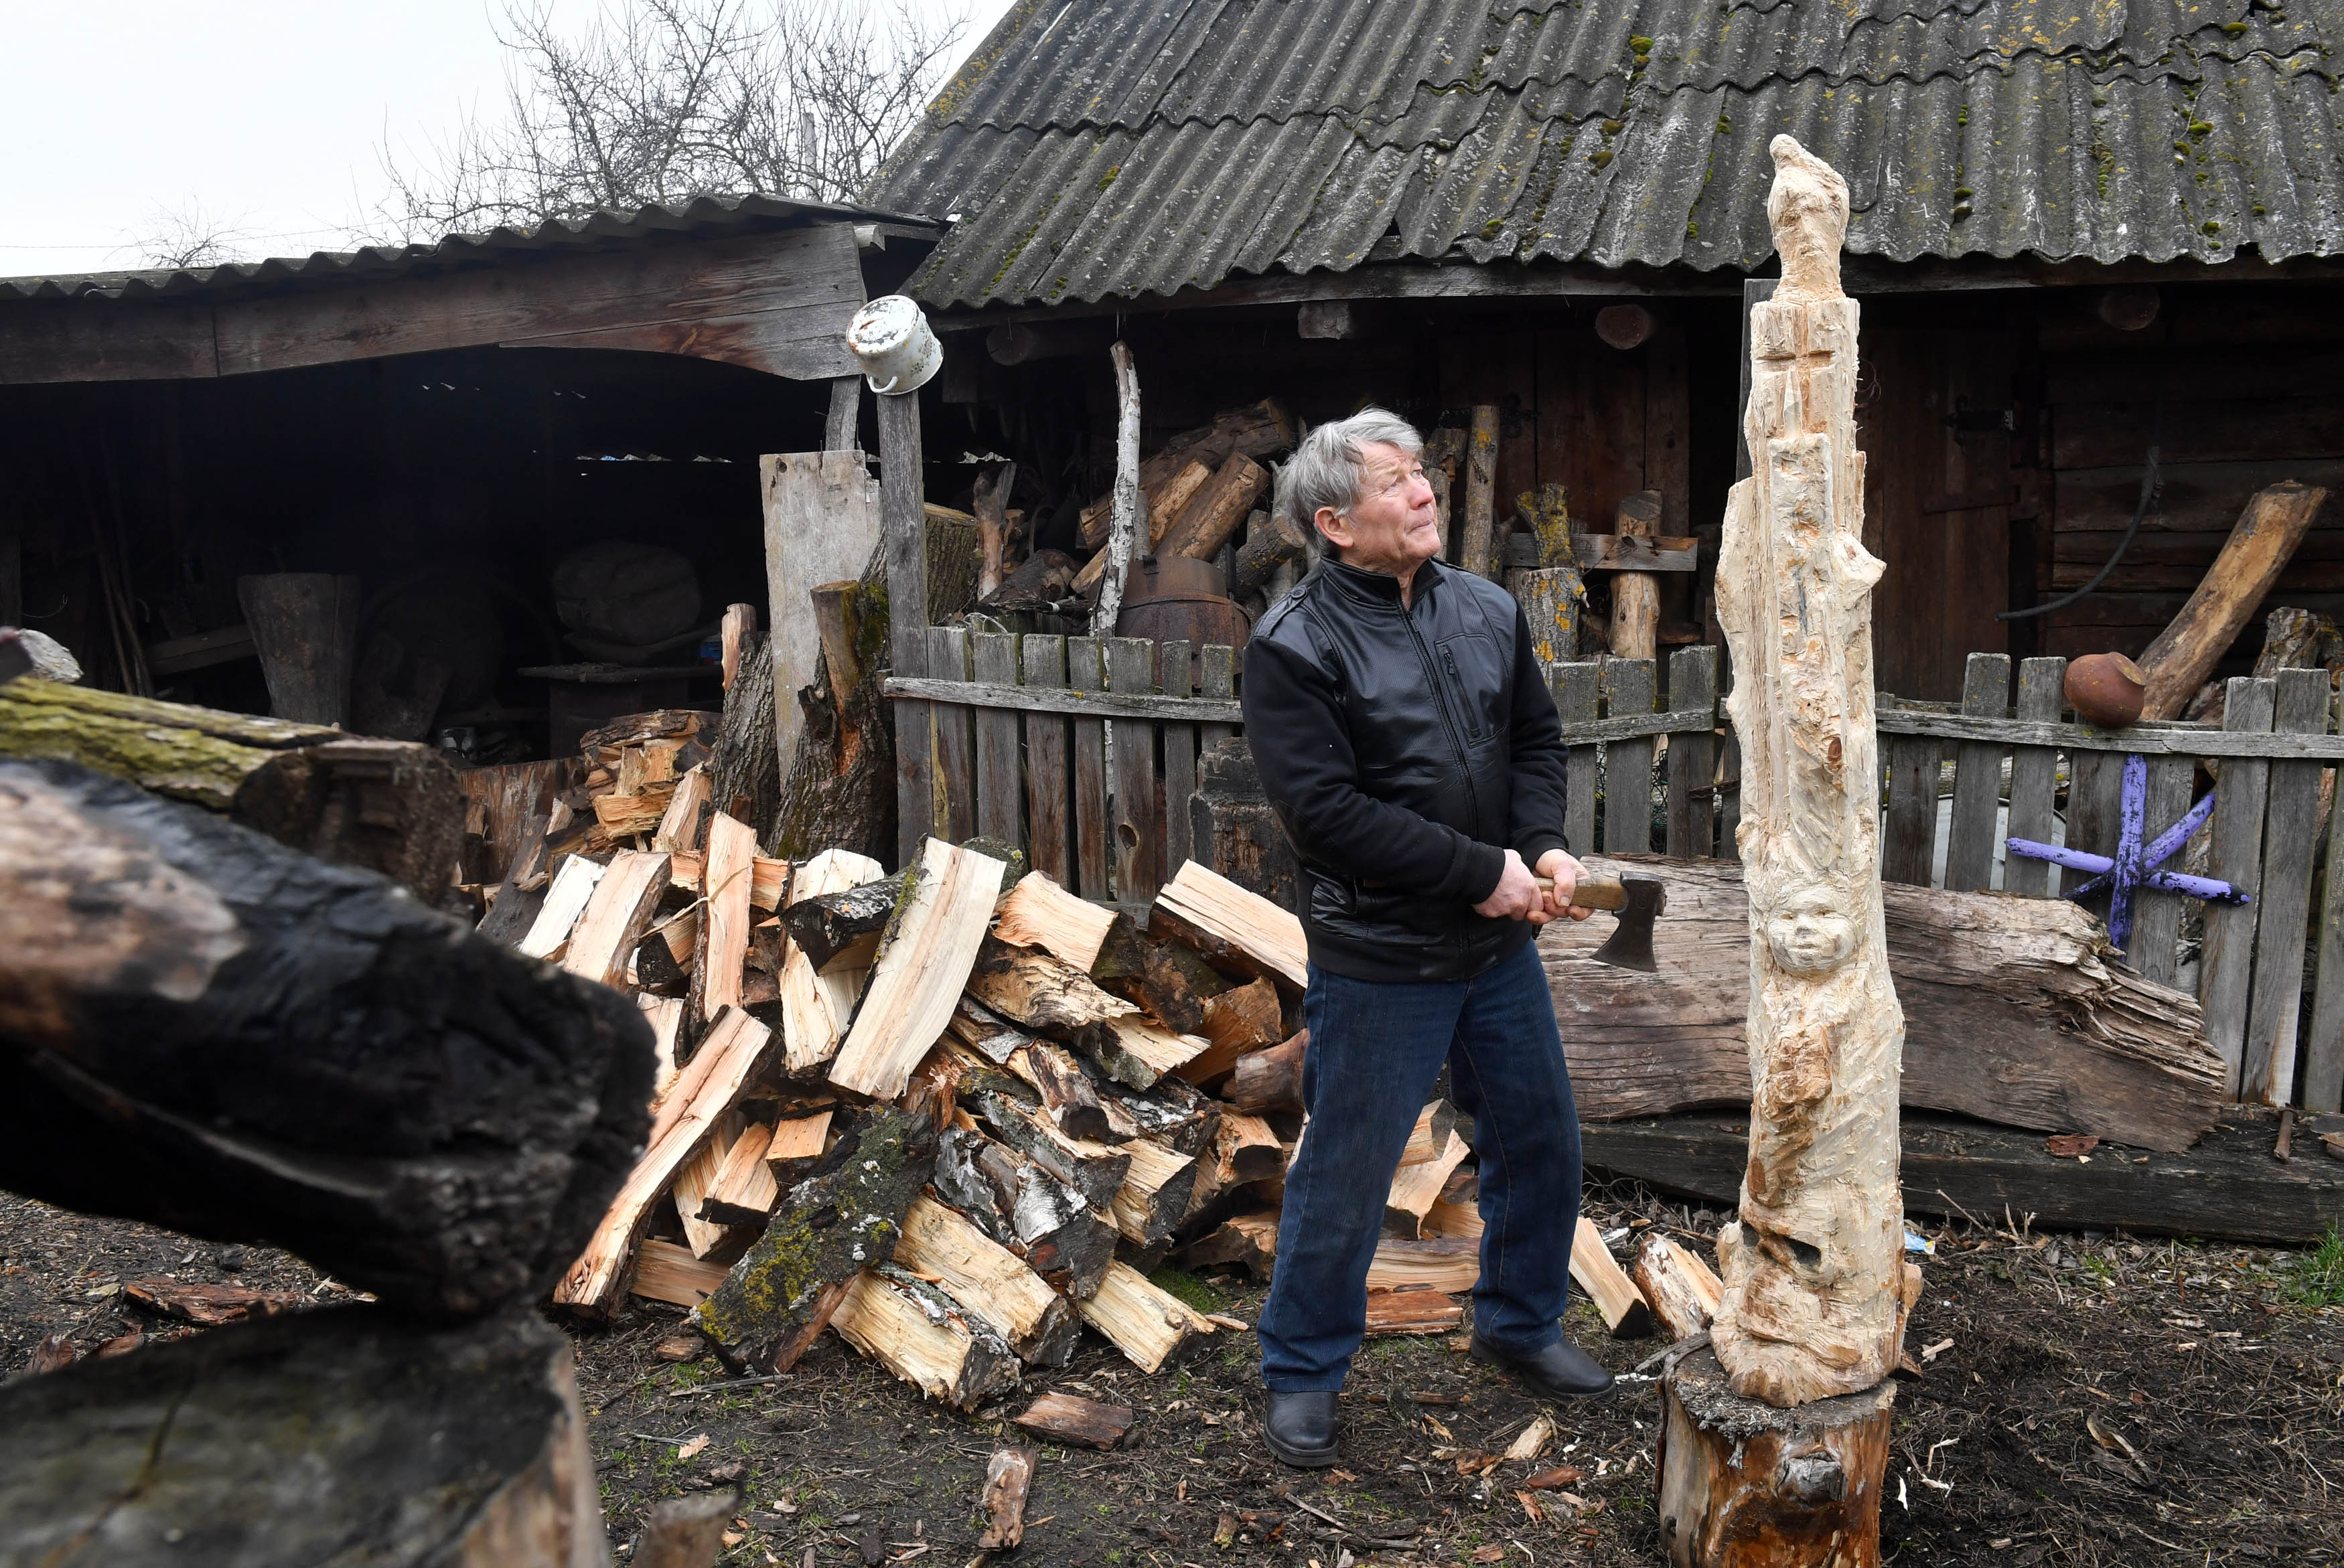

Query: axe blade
left=1587, top=875, right=1665, bottom=972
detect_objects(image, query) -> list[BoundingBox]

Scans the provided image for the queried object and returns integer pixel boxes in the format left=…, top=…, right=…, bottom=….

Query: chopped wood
left=580, top=710, right=704, bottom=763
left=665, top=849, right=788, bottom=909
left=630, top=1242, right=727, bottom=1310
left=672, top=1110, right=745, bottom=1257
left=828, top=838, right=1007, bottom=1100
left=592, top=785, right=676, bottom=837
left=1386, top=1127, right=1471, bottom=1239
left=698, top=1121, right=780, bottom=1229
left=779, top=876, right=903, bottom=973
left=561, top=849, right=672, bottom=989
left=652, top=767, right=711, bottom=852
left=1367, top=1237, right=1479, bottom=1294
left=1227, top=1030, right=1307, bottom=1115
left=1151, top=860, right=1309, bottom=989
left=1423, top=1195, right=1484, bottom=1242
left=692, top=811, right=756, bottom=1018
left=1075, top=1259, right=1216, bottom=1373
left=1159, top=451, right=1270, bottom=562
left=978, top=1447, right=1038, bottom=1549
left=948, top=993, right=1032, bottom=1063
left=1212, top=1110, right=1285, bottom=1186
left=692, top=1107, right=938, bottom=1372
left=934, top=1124, right=1118, bottom=1300
left=1366, top=1285, right=1464, bottom=1336
left=1181, top=977, right=1284, bottom=1083
left=557, top=1006, right=772, bottom=1317
left=1232, top=512, right=1308, bottom=601
left=761, top=1107, right=833, bottom=1182
left=1084, top=1016, right=1211, bottom=1091
left=895, top=1195, right=1079, bottom=1366
left=1176, top=1210, right=1279, bottom=1279
left=779, top=847, right=889, bottom=1074
left=121, top=1278, right=305, bottom=1326
left=956, top=1058, right=1134, bottom=1210
left=1009, top=1038, right=1125, bottom=1143
left=1633, top=1233, right=1725, bottom=1342
left=1013, top=1391, right=1133, bottom=1450
left=2136, top=481, right=2331, bottom=719
left=1109, top=1136, right=1200, bottom=1247
left=1505, top=1412, right=1559, bottom=1463
left=518, top=853, right=603, bottom=959
left=1094, top=922, right=1233, bottom=1035
left=1570, top=1217, right=1654, bottom=1340
left=994, top=871, right=1118, bottom=971
left=968, top=934, right=1139, bottom=1036
left=640, top=994, right=684, bottom=1108
left=830, top=1263, right=1021, bottom=1412
left=1398, top=1101, right=1463, bottom=1167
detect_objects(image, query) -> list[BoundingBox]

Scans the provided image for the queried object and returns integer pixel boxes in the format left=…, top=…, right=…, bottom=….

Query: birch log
left=1706, top=136, right=1907, bottom=1411
left=1092, top=343, right=1141, bottom=637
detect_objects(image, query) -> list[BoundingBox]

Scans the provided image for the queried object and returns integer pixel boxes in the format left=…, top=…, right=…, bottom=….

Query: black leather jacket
left=1240, top=556, right=1571, bottom=983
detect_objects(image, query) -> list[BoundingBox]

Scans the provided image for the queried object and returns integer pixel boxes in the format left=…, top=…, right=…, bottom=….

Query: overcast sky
left=0, top=0, right=1013, bottom=279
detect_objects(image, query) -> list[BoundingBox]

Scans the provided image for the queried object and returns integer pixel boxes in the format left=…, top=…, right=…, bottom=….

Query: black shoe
left=1263, top=1390, right=1341, bottom=1468
left=1469, top=1332, right=1615, bottom=1399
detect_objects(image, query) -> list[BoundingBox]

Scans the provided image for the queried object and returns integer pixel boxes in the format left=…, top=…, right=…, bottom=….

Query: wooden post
left=825, top=375, right=861, bottom=452
left=878, top=390, right=931, bottom=870
left=2133, top=483, right=2329, bottom=720
left=1609, top=491, right=1662, bottom=659
left=236, top=573, right=360, bottom=726
left=762, top=453, right=883, bottom=780
left=1094, top=343, right=1141, bottom=637
left=1461, top=404, right=1499, bottom=580
left=1681, top=138, right=1905, bottom=1561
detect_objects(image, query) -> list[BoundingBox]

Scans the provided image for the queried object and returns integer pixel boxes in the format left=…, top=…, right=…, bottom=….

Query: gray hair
left=1274, top=406, right=1424, bottom=565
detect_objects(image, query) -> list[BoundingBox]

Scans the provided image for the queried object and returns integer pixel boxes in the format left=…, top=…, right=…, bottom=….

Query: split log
left=1460, top=405, right=1499, bottom=579
left=977, top=1447, right=1037, bottom=1549
left=1232, top=513, right=1309, bottom=602
left=1094, top=922, right=1233, bottom=1035
left=122, top=1278, right=306, bottom=1326
left=631, top=1238, right=727, bottom=1309
left=1211, top=1110, right=1286, bottom=1186
left=555, top=1007, right=769, bottom=1318
left=672, top=1111, right=745, bottom=1257
left=948, top=993, right=1032, bottom=1063
left=0, top=1306, right=601, bottom=1567
left=1227, top=1030, right=1307, bottom=1115
left=830, top=1263, right=1021, bottom=1412
left=1176, top=1210, right=1278, bottom=1279
left=2135, top=481, right=2331, bottom=720
left=1013, top=1391, right=1132, bottom=1450
left=1181, top=976, right=1285, bottom=1083
left=691, top=1107, right=937, bottom=1372
left=934, top=1124, right=1117, bottom=1299
left=1634, top=1234, right=1726, bottom=1342
left=778, top=875, right=903, bottom=973
left=640, top=995, right=684, bottom=1105
left=1009, top=1038, right=1122, bottom=1143
left=1075, top=1259, right=1216, bottom=1373
left=520, top=853, right=605, bottom=959
left=1657, top=1345, right=1897, bottom=1568
left=666, top=849, right=788, bottom=909
left=895, top=1194, right=1079, bottom=1366
left=1366, top=1237, right=1478, bottom=1294
left=697, top=1120, right=781, bottom=1229
left=828, top=838, right=1007, bottom=1099
left=0, top=759, right=652, bottom=1320
left=1108, top=1135, right=1199, bottom=1247
left=0, top=678, right=463, bottom=898
left=994, top=871, right=1118, bottom=971
left=1609, top=491, right=1664, bottom=660
left=561, top=848, right=671, bottom=989
left=1570, top=1219, right=1654, bottom=1340
left=1366, top=1285, right=1463, bottom=1336
left=1161, top=452, right=1270, bottom=562
left=1386, top=1126, right=1471, bottom=1238
left=779, top=847, right=889, bottom=1075
left=968, top=937, right=1201, bottom=1087
left=652, top=767, right=712, bottom=853
left=1398, top=1101, right=1461, bottom=1166
left=761, top=1106, right=832, bottom=1183
left=1540, top=855, right=2227, bottom=1154
left=592, top=786, right=674, bottom=838
left=1078, top=400, right=1294, bottom=550
left=698, top=811, right=757, bottom=1017
left=1152, top=860, right=1309, bottom=990
left=1140, top=460, right=1214, bottom=550
left=956, top=1058, right=1133, bottom=1210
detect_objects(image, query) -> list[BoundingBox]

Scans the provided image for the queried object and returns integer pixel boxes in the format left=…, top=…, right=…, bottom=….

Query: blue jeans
left=1256, top=939, right=1585, bottom=1391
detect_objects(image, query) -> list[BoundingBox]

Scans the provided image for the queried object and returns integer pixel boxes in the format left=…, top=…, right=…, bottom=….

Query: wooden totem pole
left=1656, top=136, right=1911, bottom=1567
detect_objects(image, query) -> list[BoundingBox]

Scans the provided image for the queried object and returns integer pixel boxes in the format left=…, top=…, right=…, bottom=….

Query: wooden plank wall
left=2037, top=289, right=2344, bottom=670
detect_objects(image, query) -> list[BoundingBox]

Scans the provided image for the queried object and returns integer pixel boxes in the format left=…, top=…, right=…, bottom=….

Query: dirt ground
left=3, top=1178, right=2339, bottom=1567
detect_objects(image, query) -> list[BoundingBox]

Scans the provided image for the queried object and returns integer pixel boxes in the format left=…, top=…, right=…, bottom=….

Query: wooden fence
left=890, top=635, right=2344, bottom=1113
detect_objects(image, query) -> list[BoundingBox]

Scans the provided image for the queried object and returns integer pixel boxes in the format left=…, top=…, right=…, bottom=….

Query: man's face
left=1314, top=441, right=1441, bottom=576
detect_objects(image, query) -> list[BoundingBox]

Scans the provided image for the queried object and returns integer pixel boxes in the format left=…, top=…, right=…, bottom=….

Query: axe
left=1536, top=871, right=1667, bottom=973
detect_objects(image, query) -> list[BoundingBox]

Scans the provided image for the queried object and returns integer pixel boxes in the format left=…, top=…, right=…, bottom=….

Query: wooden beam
left=881, top=675, right=1242, bottom=724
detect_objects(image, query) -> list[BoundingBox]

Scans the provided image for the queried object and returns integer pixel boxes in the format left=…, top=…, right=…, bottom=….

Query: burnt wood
left=0, top=760, right=651, bottom=1319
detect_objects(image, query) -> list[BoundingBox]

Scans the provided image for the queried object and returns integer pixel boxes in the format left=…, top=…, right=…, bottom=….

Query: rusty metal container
left=1116, top=554, right=1251, bottom=688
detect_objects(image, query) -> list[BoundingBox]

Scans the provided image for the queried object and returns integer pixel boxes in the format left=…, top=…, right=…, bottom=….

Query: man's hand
left=1473, top=849, right=1547, bottom=923
left=1536, top=849, right=1596, bottom=923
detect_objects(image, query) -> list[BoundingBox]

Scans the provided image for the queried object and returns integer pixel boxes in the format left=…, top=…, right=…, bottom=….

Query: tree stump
left=1656, top=1345, right=1896, bottom=1568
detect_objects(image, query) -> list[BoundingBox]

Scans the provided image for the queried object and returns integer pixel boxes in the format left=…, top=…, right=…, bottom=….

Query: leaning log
left=2134, top=481, right=2330, bottom=720
left=1540, top=855, right=2226, bottom=1154
left=0, top=1306, right=601, bottom=1567
left=0, top=678, right=463, bottom=898
left=0, top=759, right=650, bottom=1320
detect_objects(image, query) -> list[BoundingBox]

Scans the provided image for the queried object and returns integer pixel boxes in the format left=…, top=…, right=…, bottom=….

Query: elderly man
left=1240, top=407, right=1611, bottom=1468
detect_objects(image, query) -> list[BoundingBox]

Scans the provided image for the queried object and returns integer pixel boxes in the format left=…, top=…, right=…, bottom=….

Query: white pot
left=847, top=295, right=942, bottom=396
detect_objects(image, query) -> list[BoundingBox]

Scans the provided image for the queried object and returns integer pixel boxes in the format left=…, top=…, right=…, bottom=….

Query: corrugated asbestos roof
left=869, top=0, right=2344, bottom=309
left=0, top=192, right=941, bottom=304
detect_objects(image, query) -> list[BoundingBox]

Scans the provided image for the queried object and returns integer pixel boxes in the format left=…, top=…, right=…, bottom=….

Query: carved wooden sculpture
left=1657, top=136, right=1906, bottom=1568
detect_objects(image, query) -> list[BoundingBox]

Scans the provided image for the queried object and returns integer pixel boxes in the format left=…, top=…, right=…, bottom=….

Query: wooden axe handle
left=1534, top=872, right=1629, bottom=911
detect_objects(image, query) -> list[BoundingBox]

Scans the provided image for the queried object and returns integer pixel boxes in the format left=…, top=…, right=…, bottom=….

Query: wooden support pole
left=1609, top=491, right=1663, bottom=661
left=878, top=390, right=930, bottom=870
left=1094, top=343, right=1141, bottom=637
left=1706, top=135, right=1907, bottom=1428
left=2134, top=482, right=2329, bottom=720
left=1460, top=405, right=1499, bottom=580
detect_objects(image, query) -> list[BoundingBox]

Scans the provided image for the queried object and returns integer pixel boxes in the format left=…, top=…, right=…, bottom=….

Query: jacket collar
left=1321, top=555, right=1439, bottom=609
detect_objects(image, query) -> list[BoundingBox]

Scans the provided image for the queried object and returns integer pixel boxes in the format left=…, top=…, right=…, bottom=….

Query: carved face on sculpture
left=1761, top=880, right=1858, bottom=975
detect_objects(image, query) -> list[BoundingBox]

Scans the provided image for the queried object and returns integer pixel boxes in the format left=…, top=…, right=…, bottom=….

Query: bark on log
left=974, top=463, right=1017, bottom=602
left=1161, top=453, right=1270, bottom=562
left=1709, top=137, right=1906, bottom=1407
left=1094, top=922, right=1233, bottom=1036
left=1461, top=406, right=1499, bottom=579
left=1176, top=1210, right=1278, bottom=1279
left=830, top=1262, right=1021, bottom=1412
left=1187, top=738, right=1301, bottom=913
left=773, top=560, right=895, bottom=865
left=1226, top=1030, right=1307, bottom=1115
left=1540, top=855, right=2227, bottom=1153
left=894, top=1194, right=1079, bottom=1366
left=0, top=760, right=650, bottom=1320
left=0, top=1306, right=603, bottom=1568
left=1079, top=401, right=1294, bottom=550
left=1609, top=491, right=1664, bottom=660
left=1075, top=1259, right=1215, bottom=1373
left=1656, top=1345, right=1896, bottom=1568
left=955, top=1056, right=1133, bottom=1211
left=238, top=572, right=361, bottom=726
left=709, top=623, right=782, bottom=842
left=778, top=848, right=888, bottom=1075
left=934, top=1123, right=1117, bottom=1300
left=1232, top=513, right=1308, bottom=601
left=978, top=1447, right=1038, bottom=1549
left=1013, top=1391, right=1132, bottom=1449
left=2136, top=481, right=2331, bottom=720
left=0, top=678, right=463, bottom=899
left=778, top=876, right=903, bottom=973
left=1092, top=344, right=1143, bottom=637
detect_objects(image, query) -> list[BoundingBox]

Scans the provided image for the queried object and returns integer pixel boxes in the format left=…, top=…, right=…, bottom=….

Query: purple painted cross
left=2004, top=753, right=2249, bottom=954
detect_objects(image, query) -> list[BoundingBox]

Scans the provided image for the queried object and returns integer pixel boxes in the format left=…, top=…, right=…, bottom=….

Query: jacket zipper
left=1400, top=601, right=1483, bottom=840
